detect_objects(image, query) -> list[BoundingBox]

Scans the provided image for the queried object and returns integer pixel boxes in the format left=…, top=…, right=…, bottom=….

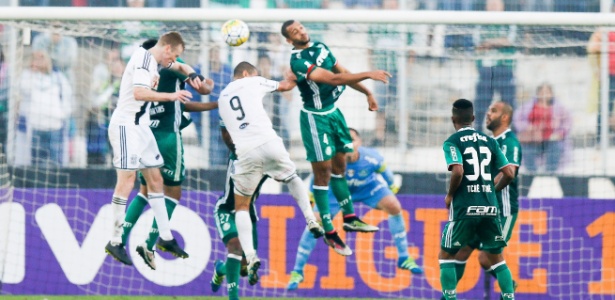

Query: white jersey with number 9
left=218, top=76, right=280, bottom=158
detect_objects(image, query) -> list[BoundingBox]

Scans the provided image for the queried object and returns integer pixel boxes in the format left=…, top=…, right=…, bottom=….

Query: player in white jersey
left=218, top=61, right=324, bottom=281
left=105, top=32, right=202, bottom=263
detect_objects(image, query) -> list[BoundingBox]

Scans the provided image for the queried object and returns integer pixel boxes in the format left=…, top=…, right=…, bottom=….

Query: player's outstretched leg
left=387, top=212, right=423, bottom=274
left=324, top=231, right=352, bottom=256
left=287, top=270, right=304, bottom=291
left=287, top=228, right=318, bottom=290
left=121, top=193, right=148, bottom=246
left=226, top=254, right=242, bottom=300
left=330, top=174, right=379, bottom=233
left=286, top=174, right=325, bottom=238
left=210, top=259, right=226, bottom=292
left=247, top=255, right=261, bottom=286
left=156, top=238, right=188, bottom=258
left=136, top=243, right=156, bottom=270
left=105, top=241, right=133, bottom=265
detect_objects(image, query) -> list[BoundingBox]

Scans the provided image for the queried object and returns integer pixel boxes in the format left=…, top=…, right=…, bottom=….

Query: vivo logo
left=0, top=202, right=211, bottom=286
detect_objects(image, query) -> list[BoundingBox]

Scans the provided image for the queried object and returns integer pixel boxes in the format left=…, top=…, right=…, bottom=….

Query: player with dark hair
left=105, top=35, right=214, bottom=266
left=439, top=99, right=516, bottom=300
left=442, top=101, right=522, bottom=299
left=217, top=61, right=324, bottom=285
left=287, top=128, right=423, bottom=290
left=281, top=19, right=390, bottom=256
left=209, top=123, right=267, bottom=300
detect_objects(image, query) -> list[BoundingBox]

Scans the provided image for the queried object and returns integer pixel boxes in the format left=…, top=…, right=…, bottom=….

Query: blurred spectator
left=15, top=50, right=73, bottom=167
left=256, top=53, right=291, bottom=149
left=88, top=49, right=123, bottom=166
left=185, top=46, right=232, bottom=167
left=587, top=19, right=615, bottom=146
left=208, top=0, right=249, bottom=8
left=368, top=0, right=404, bottom=146
left=521, top=0, right=553, bottom=11
left=277, top=0, right=327, bottom=8
left=473, top=0, right=517, bottom=131
left=515, top=83, right=571, bottom=173
left=31, top=30, right=78, bottom=82
left=440, top=0, right=475, bottom=52
left=439, top=0, right=475, bottom=10
left=0, top=46, right=7, bottom=152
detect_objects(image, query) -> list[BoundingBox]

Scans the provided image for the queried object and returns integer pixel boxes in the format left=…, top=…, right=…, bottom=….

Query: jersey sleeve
left=492, top=140, right=511, bottom=170
left=503, top=139, right=522, bottom=167
left=257, top=76, right=279, bottom=93
left=290, top=57, right=315, bottom=83
left=321, top=42, right=338, bottom=66
left=133, top=53, right=153, bottom=89
left=443, top=141, right=463, bottom=170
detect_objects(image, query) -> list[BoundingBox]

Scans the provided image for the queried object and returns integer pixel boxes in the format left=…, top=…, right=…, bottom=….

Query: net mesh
left=0, top=17, right=613, bottom=300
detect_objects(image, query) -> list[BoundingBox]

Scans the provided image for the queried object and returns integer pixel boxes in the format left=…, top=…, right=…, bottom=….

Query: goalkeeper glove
left=389, top=184, right=400, bottom=194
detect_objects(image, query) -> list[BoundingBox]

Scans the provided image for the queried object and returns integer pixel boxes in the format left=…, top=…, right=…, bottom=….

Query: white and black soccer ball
left=221, top=19, right=250, bottom=47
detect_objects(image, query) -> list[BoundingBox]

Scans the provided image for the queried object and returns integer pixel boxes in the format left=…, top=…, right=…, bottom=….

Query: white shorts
left=232, top=138, right=296, bottom=196
left=108, top=123, right=163, bottom=170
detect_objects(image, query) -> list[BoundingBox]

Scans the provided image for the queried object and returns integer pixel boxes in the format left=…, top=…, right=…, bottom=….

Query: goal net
left=0, top=8, right=614, bottom=300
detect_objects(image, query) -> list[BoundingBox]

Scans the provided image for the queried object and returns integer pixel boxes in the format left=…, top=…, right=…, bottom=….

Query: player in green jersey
left=440, top=99, right=516, bottom=300
left=106, top=39, right=216, bottom=269
left=281, top=19, right=391, bottom=256
left=209, top=124, right=267, bottom=300
left=442, top=101, right=522, bottom=300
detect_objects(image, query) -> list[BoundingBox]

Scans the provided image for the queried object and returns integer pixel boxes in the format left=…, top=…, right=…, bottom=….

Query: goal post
left=0, top=8, right=614, bottom=300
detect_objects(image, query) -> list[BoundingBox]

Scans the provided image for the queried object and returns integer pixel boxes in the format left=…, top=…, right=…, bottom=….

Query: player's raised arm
left=277, top=79, right=296, bottom=92
left=186, top=75, right=214, bottom=95
left=332, top=63, right=381, bottom=111
left=307, top=66, right=390, bottom=86
left=170, top=62, right=203, bottom=89
left=185, top=101, right=218, bottom=112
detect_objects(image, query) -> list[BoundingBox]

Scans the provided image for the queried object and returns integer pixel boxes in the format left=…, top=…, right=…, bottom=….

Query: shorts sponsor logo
left=325, top=146, right=332, bottom=156
left=130, top=155, right=138, bottom=165
left=466, top=205, right=498, bottom=216
left=239, top=123, right=249, bottom=129
left=222, top=223, right=231, bottom=231
left=495, top=235, right=505, bottom=241
left=453, top=241, right=461, bottom=246
left=155, top=154, right=161, bottom=160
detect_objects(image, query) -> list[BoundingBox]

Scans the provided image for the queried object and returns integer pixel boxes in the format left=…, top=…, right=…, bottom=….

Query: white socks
left=287, top=176, right=317, bottom=223
left=236, top=210, right=256, bottom=259
left=148, top=192, right=173, bottom=241
left=110, top=195, right=127, bottom=245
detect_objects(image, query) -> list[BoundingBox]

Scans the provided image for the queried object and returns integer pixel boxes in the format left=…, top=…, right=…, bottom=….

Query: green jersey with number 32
left=443, top=127, right=510, bottom=221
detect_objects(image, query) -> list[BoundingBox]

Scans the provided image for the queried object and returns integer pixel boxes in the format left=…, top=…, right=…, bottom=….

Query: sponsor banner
left=1, top=189, right=613, bottom=299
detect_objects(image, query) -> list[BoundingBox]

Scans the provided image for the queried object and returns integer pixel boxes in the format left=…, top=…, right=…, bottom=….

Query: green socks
left=455, top=260, right=466, bottom=282
left=313, top=186, right=334, bottom=232
left=121, top=193, right=148, bottom=245
left=226, top=255, right=241, bottom=300
left=146, top=197, right=178, bottom=250
left=330, top=175, right=355, bottom=216
left=440, top=261, right=457, bottom=300
left=493, top=263, right=515, bottom=299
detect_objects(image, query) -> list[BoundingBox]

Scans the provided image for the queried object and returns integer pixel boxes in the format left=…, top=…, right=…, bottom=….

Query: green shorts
left=467, top=213, right=518, bottom=250
left=441, top=217, right=507, bottom=255
left=299, top=107, right=353, bottom=162
left=214, top=205, right=258, bottom=249
left=139, top=131, right=185, bottom=186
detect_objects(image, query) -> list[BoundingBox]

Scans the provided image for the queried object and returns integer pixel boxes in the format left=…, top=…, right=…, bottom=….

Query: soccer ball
left=221, top=19, right=250, bottom=47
